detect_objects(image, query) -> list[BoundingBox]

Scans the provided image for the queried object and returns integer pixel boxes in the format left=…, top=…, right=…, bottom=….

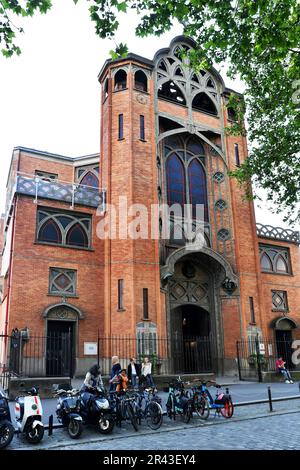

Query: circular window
left=213, top=172, right=224, bottom=183
left=215, top=199, right=227, bottom=211
left=217, top=228, right=230, bottom=241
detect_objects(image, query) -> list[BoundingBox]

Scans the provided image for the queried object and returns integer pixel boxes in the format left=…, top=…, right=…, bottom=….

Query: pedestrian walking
left=109, top=355, right=122, bottom=391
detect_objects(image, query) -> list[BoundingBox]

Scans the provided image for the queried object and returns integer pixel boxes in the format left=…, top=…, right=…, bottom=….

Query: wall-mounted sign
left=84, top=342, right=98, bottom=356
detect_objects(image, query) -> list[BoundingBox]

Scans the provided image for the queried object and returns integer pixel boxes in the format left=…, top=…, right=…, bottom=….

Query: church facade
left=1, top=36, right=299, bottom=378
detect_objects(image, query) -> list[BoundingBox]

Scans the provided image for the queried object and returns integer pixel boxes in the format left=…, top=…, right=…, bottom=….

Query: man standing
left=127, top=357, right=141, bottom=389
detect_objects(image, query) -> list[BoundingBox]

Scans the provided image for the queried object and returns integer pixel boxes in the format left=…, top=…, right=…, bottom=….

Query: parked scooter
left=0, top=388, right=15, bottom=449
left=55, top=388, right=83, bottom=439
left=79, top=387, right=115, bottom=434
left=14, top=387, right=44, bottom=443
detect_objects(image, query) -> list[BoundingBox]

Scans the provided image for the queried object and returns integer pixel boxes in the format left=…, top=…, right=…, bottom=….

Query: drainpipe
left=4, top=194, right=17, bottom=344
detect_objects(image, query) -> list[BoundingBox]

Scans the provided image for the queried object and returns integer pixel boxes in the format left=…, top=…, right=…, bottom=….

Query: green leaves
left=0, top=0, right=52, bottom=57
left=1, top=0, right=299, bottom=222
left=109, top=42, right=128, bottom=59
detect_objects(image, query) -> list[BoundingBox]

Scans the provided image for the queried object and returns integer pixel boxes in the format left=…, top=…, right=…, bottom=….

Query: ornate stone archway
left=162, top=247, right=238, bottom=374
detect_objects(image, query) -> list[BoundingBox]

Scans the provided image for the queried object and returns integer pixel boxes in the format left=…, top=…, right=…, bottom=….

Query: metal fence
left=237, top=337, right=300, bottom=382
left=0, top=331, right=213, bottom=387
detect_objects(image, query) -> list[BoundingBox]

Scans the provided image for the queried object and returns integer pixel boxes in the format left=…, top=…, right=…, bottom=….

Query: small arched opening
left=134, top=70, right=148, bottom=92
left=158, top=81, right=186, bottom=105
left=114, top=69, right=127, bottom=91
left=192, top=92, right=217, bottom=115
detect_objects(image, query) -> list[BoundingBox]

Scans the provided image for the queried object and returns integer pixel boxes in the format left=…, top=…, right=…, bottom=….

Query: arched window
left=276, top=255, right=288, bottom=273
left=188, top=159, right=208, bottom=220
left=261, top=253, right=272, bottom=271
left=80, top=171, right=99, bottom=188
left=37, top=209, right=91, bottom=248
left=164, top=133, right=208, bottom=224
left=76, top=165, right=100, bottom=187
left=192, top=92, right=217, bottom=115
left=166, top=154, right=186, bottom=207
left=114, top=69, right=127, bottom=91
left=66, top=223, right=88, bottom=248
left=39, top=219, right=62, bottom=244
left=134, top=70, right=147, bottom=92
left=103, top=78, right=109, bottom=100
left=158, top=81, right=186, bottom=105
left=259, top=244, right=291, bottom=274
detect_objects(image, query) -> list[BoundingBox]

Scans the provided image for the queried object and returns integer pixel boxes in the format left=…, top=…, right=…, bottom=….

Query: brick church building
left=1, top=36, right=299, bottom=378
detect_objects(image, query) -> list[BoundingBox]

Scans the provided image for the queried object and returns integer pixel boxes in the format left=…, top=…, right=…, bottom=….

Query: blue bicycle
left=188, top=380, right=234, bottom=420
left=165, top=378, right=193, bottom=423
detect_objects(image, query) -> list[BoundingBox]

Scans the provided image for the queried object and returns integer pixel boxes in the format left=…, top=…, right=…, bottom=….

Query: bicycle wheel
left=220, top=398, right=234, bottom=419
left=182, top=402, right=192, bottom=424
left=194, top=394, right=210, bottom=420
left=145, top=402, right=163, bottom=430
left=126, top=402, right=139, bottom=432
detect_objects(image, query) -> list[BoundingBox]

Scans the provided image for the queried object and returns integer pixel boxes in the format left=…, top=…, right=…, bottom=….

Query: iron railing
left=0, top=331, right=214, bottom=386
left=236, top=337, right=300, bottom=382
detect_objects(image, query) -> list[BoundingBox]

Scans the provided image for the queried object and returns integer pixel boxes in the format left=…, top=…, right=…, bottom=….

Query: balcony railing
left=256, top=223, right=300, bottom=245
left=14, top=173, right=105, bottom=210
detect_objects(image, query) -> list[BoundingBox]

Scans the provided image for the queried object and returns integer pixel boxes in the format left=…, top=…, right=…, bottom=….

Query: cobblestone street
left=43, top=411, right=300, bottom=450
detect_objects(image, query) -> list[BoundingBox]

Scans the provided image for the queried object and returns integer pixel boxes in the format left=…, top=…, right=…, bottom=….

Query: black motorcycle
left=0, top=388, right=14, bottom=449
left=79, top=387, right=115, bottom=434
left=55, top=389, right=83, bottom=439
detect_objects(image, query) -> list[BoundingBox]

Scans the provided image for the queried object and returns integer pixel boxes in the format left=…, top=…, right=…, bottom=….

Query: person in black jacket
left=127, top=357, right=141, bottom=389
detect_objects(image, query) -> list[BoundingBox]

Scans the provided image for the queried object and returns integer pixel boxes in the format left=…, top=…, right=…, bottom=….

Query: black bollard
left=267, top=386, right=273, bottom=412
left=48, top=414, right=53, bottom=436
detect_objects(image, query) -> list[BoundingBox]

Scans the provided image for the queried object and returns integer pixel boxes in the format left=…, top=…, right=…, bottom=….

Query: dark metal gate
left=172, top=335, right=212, bottom=374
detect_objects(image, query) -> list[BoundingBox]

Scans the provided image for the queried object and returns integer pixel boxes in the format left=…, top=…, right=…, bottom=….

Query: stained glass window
left=66, top=223, right=88, bottom=248
left=39, top=219, right=62, bottom=243
left=80, top=171, right=99, bottom=188
left=166, top=154, right=186, bottom=207
left=37, top=208, right=91, bottom=249
left=164, top=134, right=208, bottom=222
left=188, top=159, right=208, bottom=220
left=49, top=268, right=77, bottom=296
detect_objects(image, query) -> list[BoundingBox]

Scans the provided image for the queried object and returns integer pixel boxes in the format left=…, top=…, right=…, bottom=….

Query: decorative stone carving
left=136, top=94, right=148, bottom=105
left=48, top=307, right=77, bottom=321
left=222, top=277, right=237, bottom=295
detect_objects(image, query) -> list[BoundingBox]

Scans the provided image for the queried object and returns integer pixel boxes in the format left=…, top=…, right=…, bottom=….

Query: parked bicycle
left=109, top=390, right=139, bottom=432
left=165, top=377, right=193, bottom=423
left=131, top=387, right=163, bottom=430
left=188, top=380, right=234, bottom=420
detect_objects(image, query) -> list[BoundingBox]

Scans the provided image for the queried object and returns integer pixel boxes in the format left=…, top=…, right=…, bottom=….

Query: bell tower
left=98, top=55, right=164, bottom=338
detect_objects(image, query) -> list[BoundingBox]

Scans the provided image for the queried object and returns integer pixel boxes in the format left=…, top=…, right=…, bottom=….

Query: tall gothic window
left=166, top=154, right=186, bottom=208
left=165, top=133, right=208, bottom=221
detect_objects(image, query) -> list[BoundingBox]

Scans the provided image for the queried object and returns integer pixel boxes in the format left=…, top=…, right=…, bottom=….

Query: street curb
left=15, top=407, right=300, bottom=450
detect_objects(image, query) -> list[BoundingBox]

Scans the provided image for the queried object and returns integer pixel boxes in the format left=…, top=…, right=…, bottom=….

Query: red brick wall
left=7, top=195, right=104, bottom=356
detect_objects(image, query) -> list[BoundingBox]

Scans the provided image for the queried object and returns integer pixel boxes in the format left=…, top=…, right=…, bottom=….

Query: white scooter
left=14, top=387, right=44, bottom=443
